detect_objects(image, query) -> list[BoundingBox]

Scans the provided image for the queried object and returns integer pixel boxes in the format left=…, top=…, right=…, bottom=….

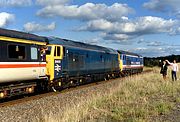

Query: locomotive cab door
left=46, top=45, right=64, bottom=81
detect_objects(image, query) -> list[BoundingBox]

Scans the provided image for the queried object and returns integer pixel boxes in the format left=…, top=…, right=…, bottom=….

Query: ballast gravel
left=0, top=79, right=121, bottom=122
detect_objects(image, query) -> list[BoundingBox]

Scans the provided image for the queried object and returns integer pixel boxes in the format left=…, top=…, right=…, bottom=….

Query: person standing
left=166, top=60, right=179, bottom=81
left=160, top=61, right=168, bottom=80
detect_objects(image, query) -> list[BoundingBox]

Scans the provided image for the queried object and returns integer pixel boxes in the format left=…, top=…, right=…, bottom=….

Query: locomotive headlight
left=29, top=88, right=32, bottom=93
left=28, top=87, right=34, bottom=93
left=27, top=87, right=34, bottom=93
left=0, top=92, right=4, bottom=98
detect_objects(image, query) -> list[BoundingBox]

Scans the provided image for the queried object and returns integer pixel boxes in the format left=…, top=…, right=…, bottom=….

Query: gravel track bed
left=0, top=78, right=122, bottom=122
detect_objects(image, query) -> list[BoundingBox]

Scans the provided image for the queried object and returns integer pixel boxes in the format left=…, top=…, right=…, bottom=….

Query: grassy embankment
left=44, top=66, right=180, bottom=122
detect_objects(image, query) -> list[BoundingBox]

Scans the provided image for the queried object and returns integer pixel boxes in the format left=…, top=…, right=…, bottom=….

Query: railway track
left=0, top=69, right=152, bottom=107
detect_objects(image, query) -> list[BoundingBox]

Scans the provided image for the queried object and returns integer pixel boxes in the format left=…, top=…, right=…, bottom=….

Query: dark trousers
left=172, top=71, right=177, bottom=81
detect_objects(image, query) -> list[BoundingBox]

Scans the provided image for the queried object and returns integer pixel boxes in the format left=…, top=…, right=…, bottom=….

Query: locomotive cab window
left=8, top=44, right=25, bottom=59
left=57, top=46, right=60, bottom=56
left=54, top=46, right=61, bottom=57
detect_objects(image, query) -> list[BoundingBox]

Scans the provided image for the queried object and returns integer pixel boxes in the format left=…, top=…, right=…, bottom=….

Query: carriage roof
left=0, top=28, right=46, bottom=44
left=117, top=50, right=142, bottom=57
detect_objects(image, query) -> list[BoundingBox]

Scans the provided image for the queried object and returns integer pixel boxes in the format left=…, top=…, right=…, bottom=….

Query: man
left=160, top=60, right=168, bottom=80
left=166, top=60, right=179, bottom=81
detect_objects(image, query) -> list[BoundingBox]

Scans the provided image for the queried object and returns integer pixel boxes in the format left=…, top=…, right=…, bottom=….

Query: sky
left=0, top=0, right=180, bottom=57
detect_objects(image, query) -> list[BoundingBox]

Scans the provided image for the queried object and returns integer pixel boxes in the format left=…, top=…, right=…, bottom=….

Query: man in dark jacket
left=160, top=60, right=168, bottom=80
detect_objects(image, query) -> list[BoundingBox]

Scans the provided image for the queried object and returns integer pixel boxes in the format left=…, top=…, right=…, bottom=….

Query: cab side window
left=54, top=46, right=61, bottom=57
left=57, top=46, right=60, bottom=56
left=54, top=46, right=57, bottom=56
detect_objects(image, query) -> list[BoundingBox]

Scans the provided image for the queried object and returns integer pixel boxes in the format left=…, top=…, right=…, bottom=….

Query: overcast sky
left=0, top=0, right=180, bottom=57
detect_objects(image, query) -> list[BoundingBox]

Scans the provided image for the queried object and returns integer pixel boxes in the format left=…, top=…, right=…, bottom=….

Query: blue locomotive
left=45, top=37, right=120, bottom=89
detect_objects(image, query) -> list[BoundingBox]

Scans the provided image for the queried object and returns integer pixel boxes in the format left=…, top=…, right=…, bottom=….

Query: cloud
left=81, top=16, right=176, bottom=33
left=102, top=33, right=135, bottom=42
left=137, top=39, right=166, bottom=47
left=146, top=41, right=164, bottom=46
left=131, top=45, right=180, bottom=57
left=130, top=47, right=167, bottom=57
left=143, top=0, right=180, bottom=18
left=77, top=19, right=114, bottom=32
left=23, top=22, right=56, bottom=32
left=37, top=3, right=134, bottom=21
left=0, top=12, right=14, bottom=27
left=78, top=16, right=177, bottom=41
left=170, top=27, right=180, bottom=35
left=84, top=38, right=102, bottom=45
left=0, top=0, right=32, bottom=7
left=137, top=38, right=145, bottom=44
left=36, top=0, right=69, bottom=6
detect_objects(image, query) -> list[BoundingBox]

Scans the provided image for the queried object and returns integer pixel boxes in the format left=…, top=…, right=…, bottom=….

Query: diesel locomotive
left=0, top=28, right=143, bottom=99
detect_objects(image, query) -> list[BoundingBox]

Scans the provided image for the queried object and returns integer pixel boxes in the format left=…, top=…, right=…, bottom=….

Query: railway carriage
left=0, top=28, right=47, bottom=98
left=117, top=50, right=143, bottom=75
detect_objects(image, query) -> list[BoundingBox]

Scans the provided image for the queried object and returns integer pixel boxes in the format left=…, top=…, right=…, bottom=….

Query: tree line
left=144, top=55, right=180, bottom=67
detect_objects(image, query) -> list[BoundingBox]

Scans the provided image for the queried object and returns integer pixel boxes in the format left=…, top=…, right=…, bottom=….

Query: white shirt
left=169, top=63, right=179, bottom=72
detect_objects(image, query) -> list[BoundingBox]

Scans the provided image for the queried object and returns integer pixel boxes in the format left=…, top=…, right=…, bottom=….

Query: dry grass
left=42, top=66, right=180, bottom=122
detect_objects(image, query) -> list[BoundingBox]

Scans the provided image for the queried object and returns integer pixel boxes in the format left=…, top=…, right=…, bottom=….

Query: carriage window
left=8, top=45, right=25, bottom=59
left=31, top=47, right=38, bottom=60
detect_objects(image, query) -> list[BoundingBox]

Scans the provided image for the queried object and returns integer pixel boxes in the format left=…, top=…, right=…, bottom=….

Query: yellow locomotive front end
left=46, top=44, right=64, bottom=81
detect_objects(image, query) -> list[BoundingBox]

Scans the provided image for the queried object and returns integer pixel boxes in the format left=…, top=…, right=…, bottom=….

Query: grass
left=42, top=66, right=180, bottom=122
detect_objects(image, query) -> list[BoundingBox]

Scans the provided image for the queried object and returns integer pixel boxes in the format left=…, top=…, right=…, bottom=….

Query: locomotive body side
left=62, top=46, right=120, bottom=77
